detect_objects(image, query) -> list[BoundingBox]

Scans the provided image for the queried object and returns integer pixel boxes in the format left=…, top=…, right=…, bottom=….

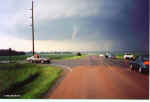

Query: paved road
left=51, top=56, right=129, bottom=68
left=48, top=56, right=149, bottom=99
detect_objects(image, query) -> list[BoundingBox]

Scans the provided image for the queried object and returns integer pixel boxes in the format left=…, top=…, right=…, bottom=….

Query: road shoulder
left=42, top=65, right=71, bottom=98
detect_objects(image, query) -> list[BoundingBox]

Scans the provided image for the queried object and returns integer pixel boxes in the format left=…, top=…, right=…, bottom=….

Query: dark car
left=129, top=55, right=149, bottom=73
left=105, top=53, right=115, bottom=59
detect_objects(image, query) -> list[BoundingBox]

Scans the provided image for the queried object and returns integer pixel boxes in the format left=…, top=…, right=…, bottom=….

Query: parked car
left=105, top=53, right=115, bottom=59
left=99, top=54, right=104, bottom=57
left=26, top=54, right=51, bottom=64
left=124, top=53, right=134, bottom=60
left=129, top=55, right=149, bottom=73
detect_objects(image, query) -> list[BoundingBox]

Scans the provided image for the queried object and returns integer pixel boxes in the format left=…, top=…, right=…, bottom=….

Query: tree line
left=0, top=49, right=25, bottom=56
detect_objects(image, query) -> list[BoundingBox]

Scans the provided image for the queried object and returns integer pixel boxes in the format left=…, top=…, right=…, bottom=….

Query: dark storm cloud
left=0, top=0, right=148, bottom=51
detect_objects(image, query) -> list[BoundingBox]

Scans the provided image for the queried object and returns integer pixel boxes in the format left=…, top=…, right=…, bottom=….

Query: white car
left=123, top=53, right=134, bottom=59
left=99, top=54, right=104, bottom=57
left=26, top=56, right=51, bottom=64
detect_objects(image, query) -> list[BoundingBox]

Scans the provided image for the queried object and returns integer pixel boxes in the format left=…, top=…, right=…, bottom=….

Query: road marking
left=51, top=64, right=72, bottom=72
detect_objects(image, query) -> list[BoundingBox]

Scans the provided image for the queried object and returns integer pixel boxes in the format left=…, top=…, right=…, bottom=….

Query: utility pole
left=9, top=48, right=12, bottom=63
left=32, top=0, right=35, bottom=55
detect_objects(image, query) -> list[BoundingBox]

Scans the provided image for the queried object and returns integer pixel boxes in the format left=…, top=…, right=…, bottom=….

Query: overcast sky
left=0, top=0, right=148, bottom=52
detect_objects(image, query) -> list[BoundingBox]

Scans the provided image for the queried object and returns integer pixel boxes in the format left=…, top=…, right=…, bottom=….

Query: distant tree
left=0, top=49, right=25, bottom=56
left=77, top=52, right=82, bottom=56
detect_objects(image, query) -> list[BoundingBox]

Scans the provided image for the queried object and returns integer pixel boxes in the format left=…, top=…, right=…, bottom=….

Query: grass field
left=0, top=53, right=87, bottom=98
left=115, top=54, right=125, bottom=59
left=0, top=54, right=87, bottom=61
left=115, top=53, right=148, bottom=59
left=46, top=54, right=87, bottom=60
left=0, top=63, right=62, bottom=99
left=0, top=55, right=31, bottom=61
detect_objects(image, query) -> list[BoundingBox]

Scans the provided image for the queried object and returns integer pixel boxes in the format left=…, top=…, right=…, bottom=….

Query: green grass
left=0, top=63, right=62, bottom=99
left=63, top=55, right=87, bottom=60
left=0, top=55, right=31, bottom=61
left=0, top=54, right=88, bottom=61
left=42, top=54, right=87, bottom=60
left=115, top=54, right=124, bottom=59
